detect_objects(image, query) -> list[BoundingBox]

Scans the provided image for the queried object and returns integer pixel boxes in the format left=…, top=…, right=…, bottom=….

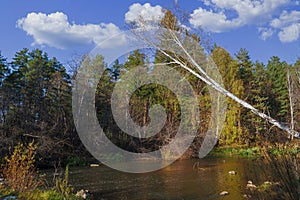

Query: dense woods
left=0, top=46, right=299, bottom=165
left=0, top=49, right=81, bottom=166
left=0, top=12, right=299, bottom=166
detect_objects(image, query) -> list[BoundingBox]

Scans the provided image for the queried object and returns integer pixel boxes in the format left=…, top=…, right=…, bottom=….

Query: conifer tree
left=267, top=56, right=289, bottom=122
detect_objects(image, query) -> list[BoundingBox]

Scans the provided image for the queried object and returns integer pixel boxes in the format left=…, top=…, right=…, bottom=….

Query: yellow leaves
left=2, top=142, right=40, bottom=192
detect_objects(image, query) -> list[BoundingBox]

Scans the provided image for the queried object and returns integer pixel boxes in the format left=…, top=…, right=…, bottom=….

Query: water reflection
left=66, top=158, right=253, bottom=200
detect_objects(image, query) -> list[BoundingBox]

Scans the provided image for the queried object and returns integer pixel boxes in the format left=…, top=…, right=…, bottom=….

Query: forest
left=0, top=11, right=299, bottom=167
left=0, top=39, right=300, bottom=165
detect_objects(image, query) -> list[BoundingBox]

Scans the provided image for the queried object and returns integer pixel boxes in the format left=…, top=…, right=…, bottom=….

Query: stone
left=76, top=189, right=90, bottom=199
left=242, top=194, right=252, bottom=199
left=219, top=191, right=229, bottom=196
left=246, top=180, right=257, bottom=189
left=263, top=181, right=272, bottom=185
left=228, top=170, right=237, bottom=175
left=90, top=164, right=100, bottom=167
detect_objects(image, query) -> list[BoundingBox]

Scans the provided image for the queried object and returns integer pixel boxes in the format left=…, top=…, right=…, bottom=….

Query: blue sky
left=1, top=0, right=300, bottom=67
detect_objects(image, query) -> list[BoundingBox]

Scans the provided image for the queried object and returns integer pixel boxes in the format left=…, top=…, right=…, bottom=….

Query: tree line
left=95, top=47, right=300, bottom=158
left=0, top=48, right=81, bottom=166
left=0, top=15, right=300, bottom=165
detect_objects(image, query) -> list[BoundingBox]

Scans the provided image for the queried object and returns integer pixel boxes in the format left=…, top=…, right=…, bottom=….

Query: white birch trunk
left=146, top=29, right=300, bottom=138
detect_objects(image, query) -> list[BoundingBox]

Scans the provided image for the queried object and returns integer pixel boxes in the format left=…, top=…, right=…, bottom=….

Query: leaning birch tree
left=132, top=15, right=300, bottom=139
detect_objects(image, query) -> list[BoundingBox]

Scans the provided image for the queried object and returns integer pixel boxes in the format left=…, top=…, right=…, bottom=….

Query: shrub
left=2, top=142, right=41, bottom=192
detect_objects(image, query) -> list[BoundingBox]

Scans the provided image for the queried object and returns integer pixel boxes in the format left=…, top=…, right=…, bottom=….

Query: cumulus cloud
left=190, top=0, right=300, bottom=43
left=258, top=27, right=274, bottom=40
left=271, top=10, right=300, bottom=28
left=190, top=8, right=241, bottom=32
left=190, top=0, right=289, bottom=32
left=125, top=3, right=164, bottom=28
left=269, top=10, right=300, bottom=42
left=17, top=12, right=125, bottom=49
left=278, top=23, right=300, bottom=42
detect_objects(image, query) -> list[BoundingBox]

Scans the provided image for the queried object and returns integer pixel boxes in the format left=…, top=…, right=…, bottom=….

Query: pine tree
left=3, top=49, right=74, bottom=159
left=0, top=52, right=9, bottom=127
left=267, top=56, right=289, bottom=122
left=236, top=48, right=253, bottom=94
left=247, top=62, right=270, bottom=143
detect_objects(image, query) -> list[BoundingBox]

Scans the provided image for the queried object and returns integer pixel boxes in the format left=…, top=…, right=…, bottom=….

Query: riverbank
left=0, top=188, right=81, bottom=200
left=0, top=142, right=298, bottom=200
left=61, top=143, right=300, bottom=167
left=208, top=143, right=299, bottom=158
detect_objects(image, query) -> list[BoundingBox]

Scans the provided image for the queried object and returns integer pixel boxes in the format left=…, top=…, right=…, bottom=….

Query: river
left=62, top=157, right=263, bottom=200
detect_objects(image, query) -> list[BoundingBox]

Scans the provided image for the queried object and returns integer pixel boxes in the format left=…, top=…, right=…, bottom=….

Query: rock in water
left=76, top=189, right=90, bottom=199
left=219, top=191, right=229, bottom=196
left=228, top=170, right=237, bottom=175
left=246, top=180, right=257, bottom=189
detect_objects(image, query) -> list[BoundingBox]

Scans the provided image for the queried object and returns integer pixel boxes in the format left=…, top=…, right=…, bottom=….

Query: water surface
left=65, top=158, right=258, bottom=200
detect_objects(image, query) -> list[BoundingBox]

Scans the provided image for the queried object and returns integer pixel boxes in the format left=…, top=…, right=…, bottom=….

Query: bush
left=0, top=143, right=84, bottom=200
left=2, top=142, right=41, bottom=192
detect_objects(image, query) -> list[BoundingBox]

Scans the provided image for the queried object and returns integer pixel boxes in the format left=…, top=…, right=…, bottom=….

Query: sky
left=0, top=0, right=300, bottom=68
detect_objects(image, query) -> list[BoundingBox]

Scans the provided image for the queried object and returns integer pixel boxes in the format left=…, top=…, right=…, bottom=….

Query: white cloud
left=192, top=0, right=289, bottom=32
left=278, top=23, right=300, bottom=42
left=194, top=0, right=300, bottom=43
left=17, top=12, right=125, bottom=49
left=258, top=27, right=274, bottom=40
left=271, top=10, right=300, bottom=28
left=190, top=8, right=241, bottom=32
left=125, top=3, right=164, bottom=28
left=270, top=10, right=300, bottom=42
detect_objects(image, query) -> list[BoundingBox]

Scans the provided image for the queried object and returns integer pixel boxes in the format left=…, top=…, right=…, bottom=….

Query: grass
left=244, top=149, right=299, bottom=200
left=209, top=144, right=299, bottom=158
left=0, top=188, right=81, bottom=200
left=208, top=146, right=261, bottom=158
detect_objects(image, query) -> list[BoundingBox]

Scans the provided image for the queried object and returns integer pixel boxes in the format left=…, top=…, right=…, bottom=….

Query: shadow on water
left=62, top=158, right=258, bottom=200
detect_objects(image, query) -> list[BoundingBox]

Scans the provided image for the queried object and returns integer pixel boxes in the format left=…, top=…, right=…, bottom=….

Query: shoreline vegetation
left=0, top=142, right=299, bottom=200
left=209, top=143, right=299, bottom=158
left=0, top=142, right=84, bottom=200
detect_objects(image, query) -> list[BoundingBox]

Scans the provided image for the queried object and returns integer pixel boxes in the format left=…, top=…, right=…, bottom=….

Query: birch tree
left=133, top=14, right=300, bottom=139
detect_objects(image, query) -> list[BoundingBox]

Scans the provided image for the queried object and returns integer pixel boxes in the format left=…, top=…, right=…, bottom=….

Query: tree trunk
left=146, top=29, right=300, bottom=138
